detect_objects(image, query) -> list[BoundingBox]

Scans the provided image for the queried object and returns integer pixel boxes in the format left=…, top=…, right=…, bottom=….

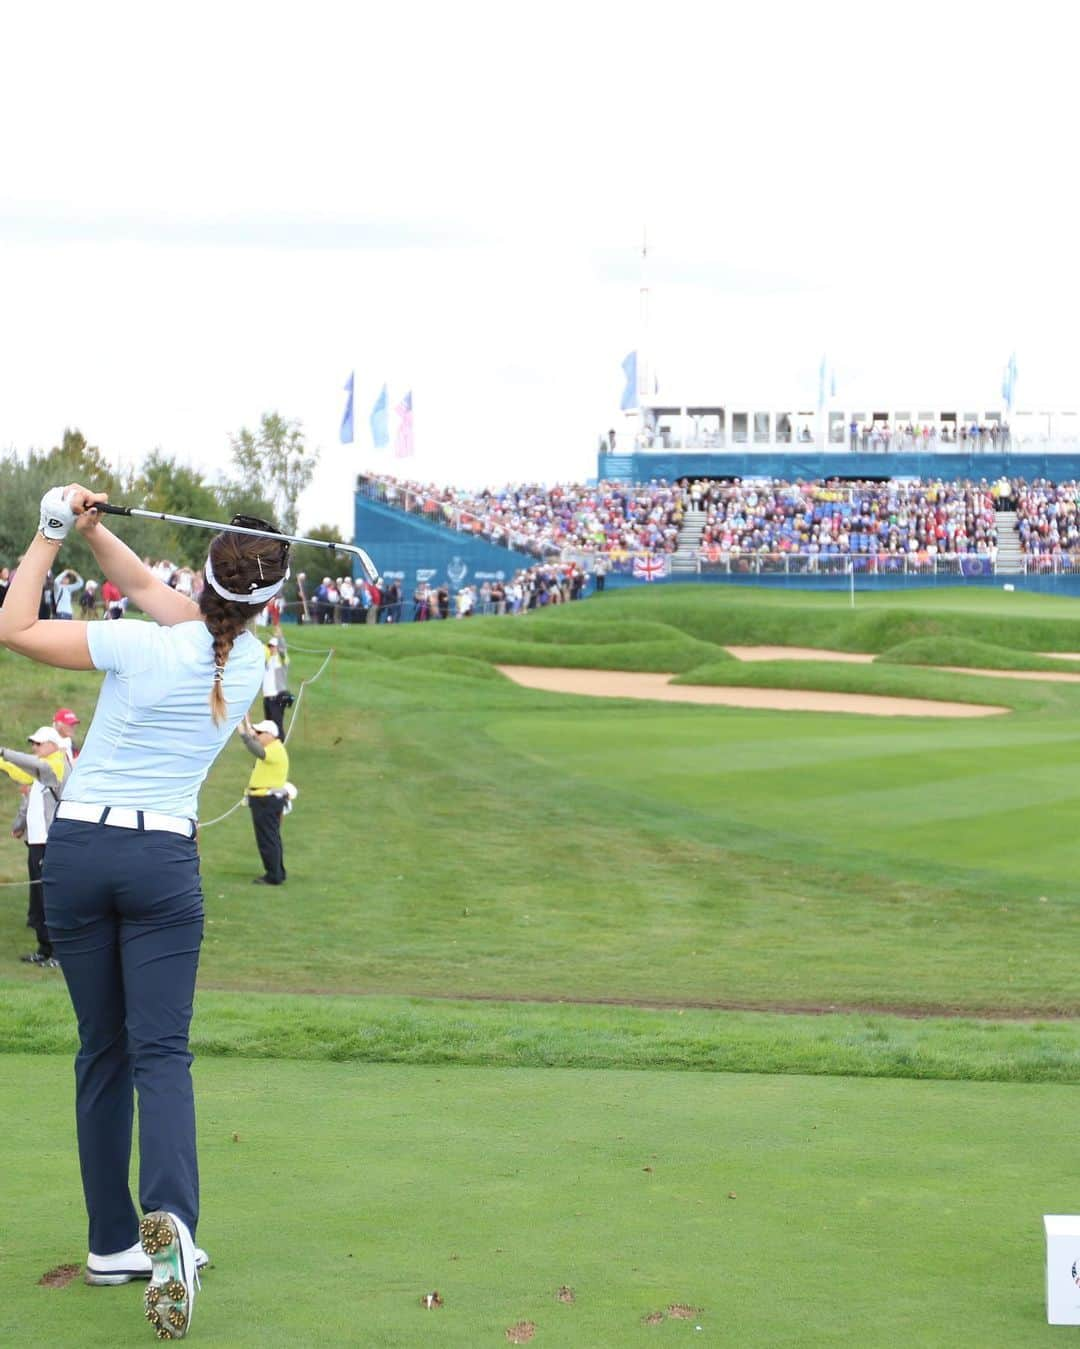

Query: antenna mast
left=639, top=226, right=650, bottom=435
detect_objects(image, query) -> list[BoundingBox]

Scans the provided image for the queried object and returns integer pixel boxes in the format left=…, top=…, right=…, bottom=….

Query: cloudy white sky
left=1, top=1, right=1076, bottom=533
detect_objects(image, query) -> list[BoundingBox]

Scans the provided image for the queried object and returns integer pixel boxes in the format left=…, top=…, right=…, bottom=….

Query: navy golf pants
left=43, top=817, right=203, bottom=1256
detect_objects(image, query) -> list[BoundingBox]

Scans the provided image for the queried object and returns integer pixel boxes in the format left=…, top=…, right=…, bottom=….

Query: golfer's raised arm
left=71, top=485, right=199, bottom=627
left=0, top=498, right=92, bottom=669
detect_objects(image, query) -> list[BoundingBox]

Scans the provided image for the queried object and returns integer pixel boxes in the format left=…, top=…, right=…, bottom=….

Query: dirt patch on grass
left=505, top=1321, right=536, bottom=1342
left=39, top=1265, right=80, bottom=1288
left=497, top=665, right=1007, bottom=719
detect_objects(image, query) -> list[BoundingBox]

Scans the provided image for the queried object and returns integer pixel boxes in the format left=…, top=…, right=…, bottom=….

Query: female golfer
left=0, top=484, right=290, bottom=1340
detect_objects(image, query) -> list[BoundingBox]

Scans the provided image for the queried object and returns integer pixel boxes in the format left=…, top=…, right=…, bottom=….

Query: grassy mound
left=583, top=585, right=1080, bottom=653
left=877, top=636, right=1080, bottom=673
left=395, top=653, right=507, bottom=681
left=366, top=614, right=725, bottom=672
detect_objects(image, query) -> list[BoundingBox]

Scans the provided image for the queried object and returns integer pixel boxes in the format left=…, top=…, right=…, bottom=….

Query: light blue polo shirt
left=63, top=619, right=263, bottom=819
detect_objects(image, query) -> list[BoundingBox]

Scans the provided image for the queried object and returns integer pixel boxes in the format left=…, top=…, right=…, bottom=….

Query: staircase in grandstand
left=994, top=510, right=1023, bottom=574
left=670, top=508, right=708, bottom=574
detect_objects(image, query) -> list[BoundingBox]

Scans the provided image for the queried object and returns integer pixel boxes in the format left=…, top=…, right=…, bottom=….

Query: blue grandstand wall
left=597, top=450, right=1080, bottom=482
left=601, top=571, right=1080, bottom=597
left=354, top=491, right=538, bottom=592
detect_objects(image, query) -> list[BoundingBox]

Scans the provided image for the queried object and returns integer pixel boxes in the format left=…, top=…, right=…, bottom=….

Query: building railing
left=617, top=434, right=1080, bottom=454
left=1020, top=555, right=1080, bottom=575
left=695, top=552, right=998, bottom=577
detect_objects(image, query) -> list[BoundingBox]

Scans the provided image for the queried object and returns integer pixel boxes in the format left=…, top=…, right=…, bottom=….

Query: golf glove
left=39, top=487, right=75, bottom=542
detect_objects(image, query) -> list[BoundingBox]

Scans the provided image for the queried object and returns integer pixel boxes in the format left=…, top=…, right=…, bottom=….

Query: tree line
left=0, top=415, right=346, bottom=601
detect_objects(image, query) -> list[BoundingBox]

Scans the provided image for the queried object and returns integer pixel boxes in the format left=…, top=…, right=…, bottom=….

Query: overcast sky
left=1, top=1, right=1076, bottom=533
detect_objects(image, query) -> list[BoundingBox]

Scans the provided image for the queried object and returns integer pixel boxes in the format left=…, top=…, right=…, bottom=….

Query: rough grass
left=6, top=981, right=1080, bottom=1083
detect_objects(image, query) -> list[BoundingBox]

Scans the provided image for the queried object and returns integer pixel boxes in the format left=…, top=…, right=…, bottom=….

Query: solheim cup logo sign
left=447, top=556, right=468, bottom=586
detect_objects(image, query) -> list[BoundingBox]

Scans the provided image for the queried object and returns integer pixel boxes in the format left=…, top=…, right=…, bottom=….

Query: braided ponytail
left=199, top=521, right=290, bottom=725
left=202, top=590, right=251, bottom=724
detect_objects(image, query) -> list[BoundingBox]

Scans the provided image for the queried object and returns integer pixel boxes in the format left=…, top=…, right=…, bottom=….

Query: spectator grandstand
left=355, top=470, right=1080, bottom=582
left=695, top=480, right=1000, bottom=563
left=1014, top=481, right=1080, bottom=559
left=357, top=473, right=684, bottom=559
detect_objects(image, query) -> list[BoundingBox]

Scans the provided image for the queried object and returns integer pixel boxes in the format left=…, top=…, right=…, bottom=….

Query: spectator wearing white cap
left=0, top=726, right=70, bottom=965
left=238, top=714, right=290, bottom=885
left=261, top=631, right=290, bottom=737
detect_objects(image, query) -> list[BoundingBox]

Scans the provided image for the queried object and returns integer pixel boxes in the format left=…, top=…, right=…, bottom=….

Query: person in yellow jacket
left=0, top=726, right=70, bottom=964
left=238, top=715, right=289, bottom=885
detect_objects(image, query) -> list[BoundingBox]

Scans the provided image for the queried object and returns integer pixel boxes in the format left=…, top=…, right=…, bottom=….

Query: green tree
left=136, top=452, right=225, bottom=569
left=288, top=523, right=346, bottom=618
left=228, top=412, right=318, bottom=536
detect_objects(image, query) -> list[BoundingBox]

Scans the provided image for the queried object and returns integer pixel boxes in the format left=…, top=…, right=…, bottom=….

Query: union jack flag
left=632, top=554, right=667, bottom=582
left=394, top=390, right=414, bottom=459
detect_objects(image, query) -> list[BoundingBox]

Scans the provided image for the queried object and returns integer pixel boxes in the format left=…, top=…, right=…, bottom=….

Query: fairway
left=4, top=585, right=1080, bottom=1344
left=0, top=1056, right=1071, bottom=1348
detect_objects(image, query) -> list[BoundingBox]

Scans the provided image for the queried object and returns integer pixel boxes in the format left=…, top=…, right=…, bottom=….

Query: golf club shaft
left=93, top=502, right=380, bottom=583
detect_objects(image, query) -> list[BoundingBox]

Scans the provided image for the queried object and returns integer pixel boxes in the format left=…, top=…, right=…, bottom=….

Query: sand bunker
left=497, top=666, right=1007, bottom=718
left=726, top=646, right=1080, bottom=684
left=725, top=645, right=874, bottom=664
left=934, top=666, right=1080, bottom=683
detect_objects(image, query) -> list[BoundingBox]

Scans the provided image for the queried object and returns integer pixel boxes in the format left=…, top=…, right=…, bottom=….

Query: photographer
left=261, top=630, right=291, bottom=737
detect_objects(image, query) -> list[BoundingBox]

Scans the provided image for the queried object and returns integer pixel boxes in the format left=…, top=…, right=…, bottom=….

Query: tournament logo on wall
left=447, top=556, right=468, bottom=586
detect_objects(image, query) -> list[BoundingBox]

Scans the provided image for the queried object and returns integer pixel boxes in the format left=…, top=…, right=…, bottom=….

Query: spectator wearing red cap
left=54, top=708, right=80, bottom=764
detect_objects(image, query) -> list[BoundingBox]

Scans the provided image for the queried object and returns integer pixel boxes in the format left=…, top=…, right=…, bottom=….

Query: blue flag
left=1005, top=352, right=1018, bottom=412
left=340, top=372, right=355, bottom=444
left=370, top=383, right=389, bottom=449
left=620, top=351, right=638, bottom=411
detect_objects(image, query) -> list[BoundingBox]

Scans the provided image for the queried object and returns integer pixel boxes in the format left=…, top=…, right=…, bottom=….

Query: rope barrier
left=0, top=648, right=338, bottom=881
left=199, top=646, right=335, bottom=828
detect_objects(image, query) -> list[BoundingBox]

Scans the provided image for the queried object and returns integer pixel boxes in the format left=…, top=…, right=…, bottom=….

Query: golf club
left=91, top=502, right=381, bottom=584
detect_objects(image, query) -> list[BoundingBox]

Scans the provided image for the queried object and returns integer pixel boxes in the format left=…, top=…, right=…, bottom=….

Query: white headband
left=204, top=552, right=290, bottom=606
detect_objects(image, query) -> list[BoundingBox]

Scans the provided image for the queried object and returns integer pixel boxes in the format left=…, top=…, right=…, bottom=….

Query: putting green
left=0, top=1056, right=1066, bottom=1347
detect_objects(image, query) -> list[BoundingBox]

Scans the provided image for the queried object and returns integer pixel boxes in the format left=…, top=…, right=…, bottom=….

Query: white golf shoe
left=139, top=1211, right=200, bottom=1339
left=85, top=1237, right=209, bottom=1286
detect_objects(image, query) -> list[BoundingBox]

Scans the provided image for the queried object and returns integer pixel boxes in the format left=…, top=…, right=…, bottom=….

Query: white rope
left=0, top=650, right=338, bottom=868
left=279, top=640, right=336, bottom=655
left=199, top=647, right=335, bottom=829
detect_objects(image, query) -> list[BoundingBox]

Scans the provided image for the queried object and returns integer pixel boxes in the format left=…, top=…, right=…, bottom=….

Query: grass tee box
left=2, top=1056, right=1075, bottom=1348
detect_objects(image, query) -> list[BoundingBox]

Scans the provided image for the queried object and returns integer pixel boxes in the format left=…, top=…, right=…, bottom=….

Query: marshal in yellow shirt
left=247, top=738, right=289, bottom=795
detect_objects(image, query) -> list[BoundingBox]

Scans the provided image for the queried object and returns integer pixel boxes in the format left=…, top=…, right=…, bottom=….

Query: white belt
left=57, top=801, right=196, bottom=838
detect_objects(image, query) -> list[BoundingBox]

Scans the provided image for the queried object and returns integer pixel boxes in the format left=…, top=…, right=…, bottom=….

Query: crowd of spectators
left=845, top=421, right=1012, bottom=453
left=694, top=479, right=1002, bottom=563
left=359, top=473, right=684, bottom=558
left=411, top=563, right=590, bottom=620
left=1014, top=481, right=1080, bottom=558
